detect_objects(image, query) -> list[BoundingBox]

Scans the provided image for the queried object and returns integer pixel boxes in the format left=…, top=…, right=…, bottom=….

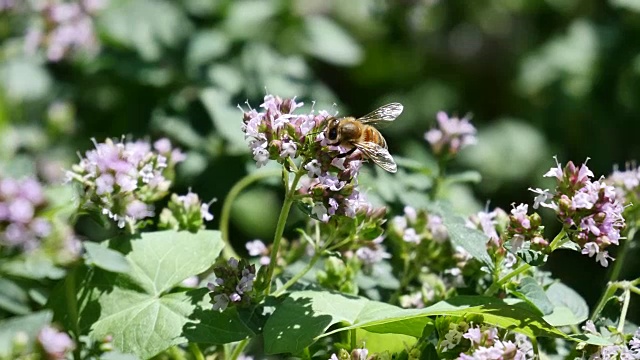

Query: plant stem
left=229, top=339, right=249, bottom=360
left=188, top=343, right=204, bottom=360
left=484, top=262, right=531, bottom=296
left=609, top=226, right=637, bottom=281
left=220, top=169, right=280, bottom=259
left=350, top=328, right=357, bottom=350
left=484, top=229, right=568, bottom=296
left=65, top=266, right=81, bottom=360
left=264, top=169, right=305, bottom=295
left=590, top=281, right=619, bottom=322
left=617, top=288, right=631, bottom=333
left=274, top=253, right=321, bottom=296
left=429, top=157, right=448, bottom=199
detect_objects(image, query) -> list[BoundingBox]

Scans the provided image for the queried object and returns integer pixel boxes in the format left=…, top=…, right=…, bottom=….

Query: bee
left=324, top=103, right=403, bottom=173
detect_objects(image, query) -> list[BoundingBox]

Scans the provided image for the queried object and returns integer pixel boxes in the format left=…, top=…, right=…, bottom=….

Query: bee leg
left=336, top=147, right=357, bottom=158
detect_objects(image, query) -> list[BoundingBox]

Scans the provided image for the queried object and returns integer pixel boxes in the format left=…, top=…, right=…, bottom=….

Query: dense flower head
left=531, top=157, right=625, bottom=267
left=158, top=190, right=214, bottom=232
left=23, top=0, right=109, bottom=62
left=391, top=206, right=449, bottom=245
left=442, top=323, right=534, bottom=360
left=0, top=176, right=49, bottom=251
left=505, top=204, right=547, bottom=253
left=425, top=111, right=477, bottom=156
left=581, top=322, right=640, bottom=359
left=606, top=164, right=640, bottom=206
left=242, top=95, right=375, bottom=223
left=241, top=95, right=330, bottom=168
left=1, top=175, right=79, bottom=261
left=466, top=208, right=519, bottom=270
left=66, top=137, right=185, bottom=230
left=208, top=258, right=256, bottom=311
left=37, top=325, right=75, bottom=360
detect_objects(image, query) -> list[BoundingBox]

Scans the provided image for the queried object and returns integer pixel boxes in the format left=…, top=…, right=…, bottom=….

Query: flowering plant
left=3, top=93, right=640, bottom=360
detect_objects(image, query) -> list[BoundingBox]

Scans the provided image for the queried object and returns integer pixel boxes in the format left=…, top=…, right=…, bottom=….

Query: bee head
left=325, top=118, right=340, bottom=141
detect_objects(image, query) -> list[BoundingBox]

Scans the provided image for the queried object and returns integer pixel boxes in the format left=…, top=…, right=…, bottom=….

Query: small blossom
left=37, top=326, right=75, bottom=360
left=425, top=111, right=476, bottom=156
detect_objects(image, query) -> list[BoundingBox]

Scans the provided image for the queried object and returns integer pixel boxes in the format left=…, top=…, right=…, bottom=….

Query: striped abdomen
left=362, top=126, right=387, bottom=149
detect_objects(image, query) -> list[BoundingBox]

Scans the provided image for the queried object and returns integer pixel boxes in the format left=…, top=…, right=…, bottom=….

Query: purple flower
left=68, top=138, right=184, bottom=230
left=425, top=111, right=477, bottom=156
left=37, top=326, right=75, bottom=360
left=23, top=0, right=107, bottom=62
left=209, top=258, right=256, bottom=311
left=355, top=236, right=391, bottom=266
left=539, top=158, right=625, bottom=267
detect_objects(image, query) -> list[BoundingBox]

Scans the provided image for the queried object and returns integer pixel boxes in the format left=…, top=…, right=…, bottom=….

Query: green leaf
left=0, top=252, right=65, bottom=280
left=513, top=276, right=554, bottom=315
left=186, top=30, right=230, bottom=70
left=428, top=201, right=491, bottom=264
left=83, top=242, right=132, bottom=273
left=611, top=0, right=640, bottom=13
left=0, top=59, right=52, bottom=102
left=82, top=230, right=224, bottom=359
left=0, top=278, right=31, bottom=315
left=543, top=282, right=588, bottom=326
left=302, top=16, right=364, bottom=66
left=0, top=311, right=52, bottom=357
left=183, top=306, right=256, bottom=345
left=263, top=291, right=566, bottom=354
left=100, top=0, right=192, bottom=61
left=356, top=328, right=417, bottom=354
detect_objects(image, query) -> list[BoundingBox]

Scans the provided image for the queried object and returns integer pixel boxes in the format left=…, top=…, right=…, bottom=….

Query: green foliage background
left=1, top=0, right=639, bottom=314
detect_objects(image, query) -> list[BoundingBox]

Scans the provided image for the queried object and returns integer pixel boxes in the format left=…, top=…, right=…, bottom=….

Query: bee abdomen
left=363, top=126, right=386, bottom=148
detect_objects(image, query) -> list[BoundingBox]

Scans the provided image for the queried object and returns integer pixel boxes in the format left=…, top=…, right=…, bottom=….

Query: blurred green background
left=1, top=0, right=639, bottom=311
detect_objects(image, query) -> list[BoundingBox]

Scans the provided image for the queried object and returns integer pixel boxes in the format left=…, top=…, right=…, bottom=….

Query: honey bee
left=325, top=103, right=403, bottom=173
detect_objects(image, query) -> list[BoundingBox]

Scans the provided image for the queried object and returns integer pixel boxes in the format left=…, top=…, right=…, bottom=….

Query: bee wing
left=356, top=103, right=403, bottom=127
left=354, top=141, right=397, bottom=173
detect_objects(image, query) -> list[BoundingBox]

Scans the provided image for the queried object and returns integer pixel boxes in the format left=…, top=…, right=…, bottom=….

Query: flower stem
left=609, top=226, right=637, bottom=282
left=65, top=266, right=81, bottom=360
left=484, top=229, right=569, bottom=296
left=617, top=288, right=631, bottom=333
left=589, top=281, right=620, bottom=322
left=229, top=339, right=249, bottom=360
left=264, top=169, right=305, bottom=295
left=273, top=253, right=321, bottom=297
left=188, top=343, right=204, bottom=360
left=220, top=169, right=281, bottom=259
left=484, top=262, right=531, bottom=296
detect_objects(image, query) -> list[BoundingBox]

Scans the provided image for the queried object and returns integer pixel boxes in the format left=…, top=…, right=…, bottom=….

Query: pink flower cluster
left=24, top=0, right=109, bottom=62
left=66, top=137, right=185, bottom=229
left=425, top=111, right=477, bottom=156
left=530, top=158, right=625, bottom=267
left=0, top=177, right=51, bottom=251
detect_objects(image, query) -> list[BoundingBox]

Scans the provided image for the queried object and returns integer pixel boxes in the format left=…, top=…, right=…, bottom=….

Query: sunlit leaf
left=80, top=230, right=224, bottom=359
left=263, top=291, right=567, bottom=354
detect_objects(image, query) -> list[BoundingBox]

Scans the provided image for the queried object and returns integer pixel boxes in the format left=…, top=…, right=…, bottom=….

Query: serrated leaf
left=183, top=306, right=256, bottom=345
left=263, top=291, right=567, bottom=354
left=82, top=230, right=224, bottom=359
left=428, top=201, right=491, bottom=264
left=0, top=311, right=52, bottom=357
left=543, top=282, right=588, bottom=326
left=514, top=276, right=554, bottom=315
left=83, top=242, right=132, bottom=273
